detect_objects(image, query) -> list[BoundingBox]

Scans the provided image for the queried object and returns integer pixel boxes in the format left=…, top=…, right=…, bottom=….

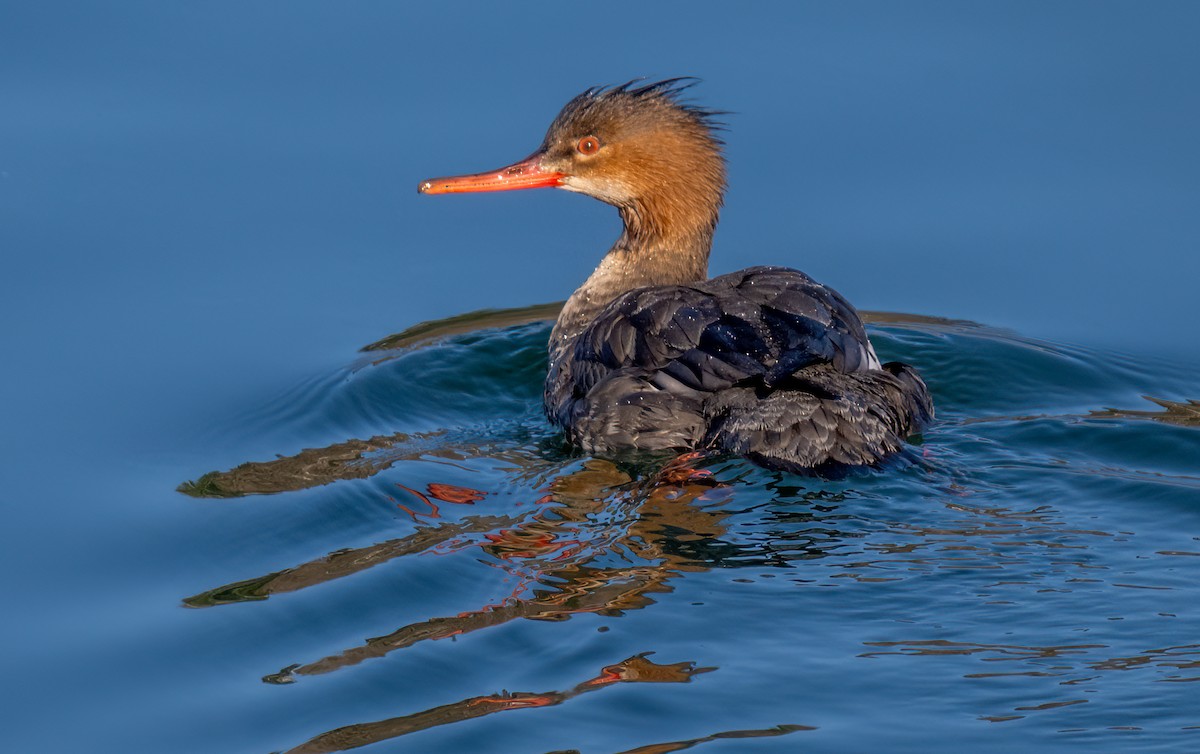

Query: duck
left=418, top=79, right=932, bottom=472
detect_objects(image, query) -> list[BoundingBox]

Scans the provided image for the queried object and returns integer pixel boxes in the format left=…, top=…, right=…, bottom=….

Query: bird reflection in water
left=280, top=653, right=812, bottom=754
left=284, top=653, right=694, bottom=754
left=181, top=408, right=814, bottom=751
left=189, top=447, right=729, bottom=679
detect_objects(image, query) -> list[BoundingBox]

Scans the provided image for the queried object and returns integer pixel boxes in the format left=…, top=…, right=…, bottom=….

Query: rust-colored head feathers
left=419, top=79, right=728, bottom=246
left=535, top=79, right=728, bottom=241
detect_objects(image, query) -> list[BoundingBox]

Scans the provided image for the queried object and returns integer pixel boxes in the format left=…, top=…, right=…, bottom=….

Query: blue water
left=3, top=3, right=1199, bottom=753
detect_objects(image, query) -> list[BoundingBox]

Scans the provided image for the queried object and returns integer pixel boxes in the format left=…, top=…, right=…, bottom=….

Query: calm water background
left=2, top=2, right=1199, bottom=753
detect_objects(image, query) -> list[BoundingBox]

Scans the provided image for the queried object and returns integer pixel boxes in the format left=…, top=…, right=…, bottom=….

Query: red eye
left=577, top=136, right=601, bottom=155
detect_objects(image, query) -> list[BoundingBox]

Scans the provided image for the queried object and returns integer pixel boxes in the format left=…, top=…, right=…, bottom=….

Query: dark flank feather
left=545, top=267, right=932, bottom=470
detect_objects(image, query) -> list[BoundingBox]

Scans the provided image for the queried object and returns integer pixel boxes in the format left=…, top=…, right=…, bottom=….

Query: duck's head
left=419, top=79, right=727, bottom=240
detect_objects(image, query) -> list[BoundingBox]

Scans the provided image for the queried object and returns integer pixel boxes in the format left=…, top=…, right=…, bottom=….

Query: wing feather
left=544, top=266, right=929, bottom=468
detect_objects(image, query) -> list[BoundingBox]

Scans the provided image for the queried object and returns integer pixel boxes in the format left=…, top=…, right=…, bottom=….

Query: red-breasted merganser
left=419, top=79, right=932, bottom=471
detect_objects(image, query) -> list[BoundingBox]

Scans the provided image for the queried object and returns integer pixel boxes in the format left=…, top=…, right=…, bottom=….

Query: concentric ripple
left=181, top=306, right=1200, bottom=753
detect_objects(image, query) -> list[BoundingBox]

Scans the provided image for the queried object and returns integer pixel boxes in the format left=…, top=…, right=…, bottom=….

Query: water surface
left=2, top=3, right=1198, bottom=753
left=168, top=308, right=1200, bottom=753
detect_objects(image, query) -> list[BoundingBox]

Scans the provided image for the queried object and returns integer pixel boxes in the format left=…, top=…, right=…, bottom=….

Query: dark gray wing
left=545, top=266, right=931, bottom=469
left=574, top=266, right=875, bottom=384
